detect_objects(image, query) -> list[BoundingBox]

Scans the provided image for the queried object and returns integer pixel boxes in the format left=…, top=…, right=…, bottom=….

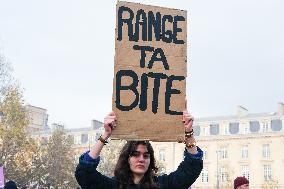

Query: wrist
left=185, top=129, right=194, bottom=138
left=98, top=132, right=110, bottom=145
left=102, top=132, right=110, bottom=140
left=185, top=138, right=198, bottom=154
left=98, top=135, right=108, bottom=145
left=184, top=135, right=196, bottom=148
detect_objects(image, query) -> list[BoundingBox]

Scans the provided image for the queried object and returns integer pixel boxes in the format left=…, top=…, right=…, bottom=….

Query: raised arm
left=75, top=111, right=117, bottom=189
left=158, top=100, right=203, bottom=189
left=88, top=111, right=117, bottom=158
left=183, top=106, right=198, bottom=154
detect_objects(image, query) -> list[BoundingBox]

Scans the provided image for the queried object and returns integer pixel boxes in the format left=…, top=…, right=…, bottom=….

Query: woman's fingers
left=105, top=118, right=116, bottom=126
left=183, top=110, right=194, bottom=123
left=108, top=111, right=115, bottom=116
left=110, top=120, right=117, bottom=128
left=104, top=111, right=117, bottom=131
left=183, top=98, right=194, bottom=125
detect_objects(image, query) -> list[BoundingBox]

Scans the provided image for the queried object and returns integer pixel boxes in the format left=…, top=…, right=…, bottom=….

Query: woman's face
left=128, top=144, right=151, bottom=177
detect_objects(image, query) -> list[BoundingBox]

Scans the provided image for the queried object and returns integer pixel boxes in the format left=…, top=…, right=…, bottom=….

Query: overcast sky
left=0, top=0, right=283, bottom=128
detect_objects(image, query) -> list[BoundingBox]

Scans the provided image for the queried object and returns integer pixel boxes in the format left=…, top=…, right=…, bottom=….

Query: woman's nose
left=138, top=155, right=145, bottom=161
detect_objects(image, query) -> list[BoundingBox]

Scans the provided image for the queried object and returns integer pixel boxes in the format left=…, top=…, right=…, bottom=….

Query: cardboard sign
left=112, top=1, right=187, bottom=141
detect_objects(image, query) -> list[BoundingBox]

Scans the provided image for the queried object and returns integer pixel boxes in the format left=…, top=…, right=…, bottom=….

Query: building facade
left=29, top=103, right=284, bottom=189
left=152, top=103, right=284, bottom=189
left=31, top=121, right=104, bottom=162
left=25, top=105, right=49, bottom=132
left=25, top=105, right=104, bottom=159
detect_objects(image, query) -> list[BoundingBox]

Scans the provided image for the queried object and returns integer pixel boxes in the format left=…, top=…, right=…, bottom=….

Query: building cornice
left=196, top=132, right=284, bottom=142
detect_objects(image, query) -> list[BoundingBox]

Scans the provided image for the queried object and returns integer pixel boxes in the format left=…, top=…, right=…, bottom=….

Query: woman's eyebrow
left=133, top=150, right=149, bottom=154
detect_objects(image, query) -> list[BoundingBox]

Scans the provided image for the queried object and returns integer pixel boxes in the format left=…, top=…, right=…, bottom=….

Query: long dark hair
left=114, top=141, right=160, bottom=189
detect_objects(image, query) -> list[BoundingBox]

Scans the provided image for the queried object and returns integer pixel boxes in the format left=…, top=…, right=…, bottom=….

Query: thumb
left=184, top=98, right=187, bottom=111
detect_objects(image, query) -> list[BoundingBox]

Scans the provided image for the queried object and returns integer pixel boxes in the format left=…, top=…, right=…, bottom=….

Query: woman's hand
left=182, top=100, right=194, bottom=132
left=103, top=111, right=117, bottom=137
left=182, top=100, right=198, bottom=154
left=89, top=111, right=117, bottom=159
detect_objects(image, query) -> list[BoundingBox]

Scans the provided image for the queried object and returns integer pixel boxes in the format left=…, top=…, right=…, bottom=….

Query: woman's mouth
left=136, top=165, right=145, bottom=168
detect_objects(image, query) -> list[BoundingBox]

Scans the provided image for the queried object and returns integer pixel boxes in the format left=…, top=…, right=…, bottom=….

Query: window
left=159, top=149, right=166, bottom=161
left=262, top=144, right=270, bottom=158
left=81, top=134, right=88, bottom=144
left=249, top=121, right=260, bottom=133
left=263, top=165, right=272, bottom=181
left=262, top=122, right=269, bottom=133
left=229, top=122, right=239, bottom=134
left=241, top=146, right=248, bottom=159
left=271, top=119, right=282, bottom=131
left=210, top=124, right=219, bottom=135
left=219, top=167, right=228, bottom=182
left=193, top=125, right=200, bottom=136
left=219, top=147, right=228, bottom=159
left=201, top=167, right=209, bottom=183
left=241, top=165, right=250, bottom=180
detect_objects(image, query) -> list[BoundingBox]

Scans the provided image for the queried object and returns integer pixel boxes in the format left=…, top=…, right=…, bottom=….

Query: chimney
left=52, top=123, right=64, bottom=130
left=277, top=102, right=284, bottom=115
left=236, top=105, right=248, bottom=117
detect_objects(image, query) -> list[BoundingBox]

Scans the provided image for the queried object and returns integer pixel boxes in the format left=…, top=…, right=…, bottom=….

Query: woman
left=75, top=109, right=203, bottom=189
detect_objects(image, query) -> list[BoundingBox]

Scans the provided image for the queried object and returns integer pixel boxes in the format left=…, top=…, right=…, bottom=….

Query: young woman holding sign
left=75, top=104, right=203, bottom=189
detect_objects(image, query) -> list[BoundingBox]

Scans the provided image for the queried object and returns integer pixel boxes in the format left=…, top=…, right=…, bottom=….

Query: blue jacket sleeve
left=157, top=146, right=203, bottom=189
left=75, top=151, right=117, bottom=189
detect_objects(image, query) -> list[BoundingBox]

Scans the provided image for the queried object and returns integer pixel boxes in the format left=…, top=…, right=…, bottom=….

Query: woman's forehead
left=135, top=144, right=148, bottom=152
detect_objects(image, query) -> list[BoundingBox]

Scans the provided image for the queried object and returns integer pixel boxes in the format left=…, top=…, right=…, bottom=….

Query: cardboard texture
left=112, top=1, right=187, bottom=141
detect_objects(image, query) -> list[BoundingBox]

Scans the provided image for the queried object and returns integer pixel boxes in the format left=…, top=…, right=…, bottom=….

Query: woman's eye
left=143, top=154, right=150, bottom=159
